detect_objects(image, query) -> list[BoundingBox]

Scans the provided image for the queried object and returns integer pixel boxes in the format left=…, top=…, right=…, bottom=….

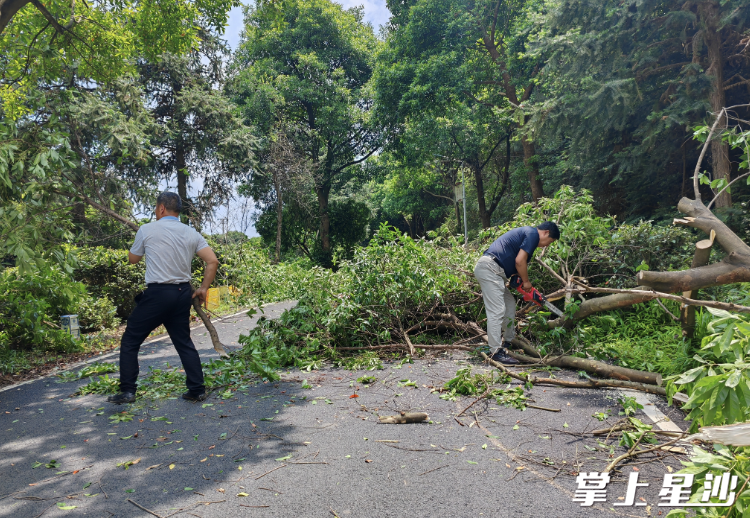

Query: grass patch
left=576, top=301, right=706, bottom=376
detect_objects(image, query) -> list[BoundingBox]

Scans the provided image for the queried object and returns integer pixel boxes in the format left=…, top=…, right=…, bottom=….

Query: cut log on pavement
left=379, top=412, right=429, bottom=424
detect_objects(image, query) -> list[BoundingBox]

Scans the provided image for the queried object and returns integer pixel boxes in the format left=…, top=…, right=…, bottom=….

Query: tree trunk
left=176, top=144, right=191, bottom=225
left=699, top=0, right=731, bottom=208
left=273, top=171, right=282, bottom=264
left=637, top=258, right=750, bottom=293
left=315, top=183, right=331, bottom=253
left=509, top=337, right=662, bottom=385
left=521, top=135, right=544, bottom=202
left=473, top=164, right=491, bottom=229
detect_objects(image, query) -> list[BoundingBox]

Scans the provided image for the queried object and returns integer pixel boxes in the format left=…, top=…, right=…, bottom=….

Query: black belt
left=146, top=282, right=191, bottom=288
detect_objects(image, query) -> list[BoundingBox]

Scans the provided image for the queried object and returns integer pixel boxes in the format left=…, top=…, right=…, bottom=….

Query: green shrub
left=0, top=265, right=84, bottom=352
left=73, top=247, right=145, bottom=319
left=76, top=295, right=121, bottom=332
left=666, top=308, right=750, bottom=432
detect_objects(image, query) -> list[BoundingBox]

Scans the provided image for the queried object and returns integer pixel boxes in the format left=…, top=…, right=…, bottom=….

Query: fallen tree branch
left=604, top=435, right=682, bottom=473
left=128, top=499, right=164, bottom=518
left=192, top=293, right=229, bottom=357
left=457, top=387, right=492, bottom=417
left=526, top=404, right=560, bottom=412
left=509, top=336, right=662, bottom=386
left=534, top=257, right=567, bottom=286
left=480, top=353, right=666, bottom=396
left=334, top=344, right=472, bottom=351
left=578, top=286, right=750, bottom=314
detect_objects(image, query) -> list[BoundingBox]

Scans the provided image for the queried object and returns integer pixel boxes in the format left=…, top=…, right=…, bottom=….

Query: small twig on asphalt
left=128, top=499, right=164, bottom=518
left=457, top=387, right=492, bottom=417
left=604, top=436, right=682, bottom=473
left=255, top=464, right=286, bottom=480
left=329, top=506, right=340, bottom=518
left=239, top=505, right=270, bottom=508
left=419, top=464, right=449, bottom=476
left=526, top=404, right=561, bottom=412
left=454, top=416, right=465, bottom=426
left=31, top=502, right=57, bottom=518
left=98, top=475, right=108, bottom=499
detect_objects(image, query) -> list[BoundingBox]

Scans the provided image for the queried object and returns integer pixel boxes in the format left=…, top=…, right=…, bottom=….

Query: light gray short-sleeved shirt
left=130, top=217, right=209, bottom=284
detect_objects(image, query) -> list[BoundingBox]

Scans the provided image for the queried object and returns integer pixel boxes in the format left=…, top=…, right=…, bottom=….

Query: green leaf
left=726, top=370, right=742, bottom=389
left=57, top=503, right=77, bottom=510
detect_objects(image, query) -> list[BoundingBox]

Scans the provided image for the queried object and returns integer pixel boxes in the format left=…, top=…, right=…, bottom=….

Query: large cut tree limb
left=509, top=336, right=661, bottom=386
left=546, top=287, right=750, bottom=330
left=192, top=296, right=228, bottom=357
left=481, top=353, right=666, bottom=396
left=464, top=318, right=661, bottom=385
left=673, top=197, right=750, bottom=255
left=637, top=254, right=750, bottom=293
left=636, top=197, right=750, bottom=293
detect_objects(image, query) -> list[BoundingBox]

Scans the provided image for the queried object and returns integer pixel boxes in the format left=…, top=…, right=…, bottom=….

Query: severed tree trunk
left=636, top=198, right=750, bottom=292
left=681, top=231, right=715, bottom=338
left=546, top=196, right=750, bottom=327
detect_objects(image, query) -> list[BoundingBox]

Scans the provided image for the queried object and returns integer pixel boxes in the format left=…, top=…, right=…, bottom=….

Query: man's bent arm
left=193, top=247, right=219, bottom=307
left=515, top=250, right=532, bottom=290
left=128, top=252, right=142, bottom=264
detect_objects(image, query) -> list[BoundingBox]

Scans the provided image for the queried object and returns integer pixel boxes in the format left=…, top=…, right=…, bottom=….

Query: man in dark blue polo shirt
left=474, top=221, right=560, bottom=364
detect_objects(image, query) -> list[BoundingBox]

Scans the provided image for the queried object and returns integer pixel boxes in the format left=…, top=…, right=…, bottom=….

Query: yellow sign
left=207, top=288, right=221, bottom=311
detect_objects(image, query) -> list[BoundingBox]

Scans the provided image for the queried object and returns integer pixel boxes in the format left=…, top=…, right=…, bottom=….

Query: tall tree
left=0, top=0, right=239, bottom=270
left=533, top=0, right=750, bottom=211
left=231, top=0, right=380, bottom=264
left=375, top=0, right=546, bottom=202
left=1, top=0, right=237, bottom=117
left=396, top=104, right=513, bottom=228
left=140, top=44, right=257, bottom=229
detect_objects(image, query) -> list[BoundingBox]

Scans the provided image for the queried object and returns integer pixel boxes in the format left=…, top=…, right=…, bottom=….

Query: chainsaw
left=508, top=274, right=565, bottom=318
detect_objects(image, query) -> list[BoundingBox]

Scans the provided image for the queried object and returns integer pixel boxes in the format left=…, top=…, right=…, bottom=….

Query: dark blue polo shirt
left=484, top=226, right=540, bottom=277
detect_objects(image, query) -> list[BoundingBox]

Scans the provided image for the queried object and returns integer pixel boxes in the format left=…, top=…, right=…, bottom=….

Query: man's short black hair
left=537, top=221, right=560, bottom=239
left=156, top=191, right=182, bottom=214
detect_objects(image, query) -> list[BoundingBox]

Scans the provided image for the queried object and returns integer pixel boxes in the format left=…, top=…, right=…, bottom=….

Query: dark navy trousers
left=119, top=283, right=205, bottom=394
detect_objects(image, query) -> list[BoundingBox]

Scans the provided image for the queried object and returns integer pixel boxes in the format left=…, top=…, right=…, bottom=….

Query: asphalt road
left=0, top=301, right=692, bottom=518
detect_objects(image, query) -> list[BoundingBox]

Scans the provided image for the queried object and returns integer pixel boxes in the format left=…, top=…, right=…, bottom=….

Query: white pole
left=462, top=166, right=467, bottom=246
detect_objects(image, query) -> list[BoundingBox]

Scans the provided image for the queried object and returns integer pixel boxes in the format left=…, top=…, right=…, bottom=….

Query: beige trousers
left=473, top=255, right=516, bottom=352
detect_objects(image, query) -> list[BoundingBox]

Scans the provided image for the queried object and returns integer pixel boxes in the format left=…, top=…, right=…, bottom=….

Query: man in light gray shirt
left=107, top=192, right=219, bottom=404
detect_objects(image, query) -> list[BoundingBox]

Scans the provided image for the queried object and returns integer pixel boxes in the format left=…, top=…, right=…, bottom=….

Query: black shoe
left=107, top=392, right=136, bottom=404
left=182, top=391, right=208, bottom=402
left=490, top=348, right=519, bottom=365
